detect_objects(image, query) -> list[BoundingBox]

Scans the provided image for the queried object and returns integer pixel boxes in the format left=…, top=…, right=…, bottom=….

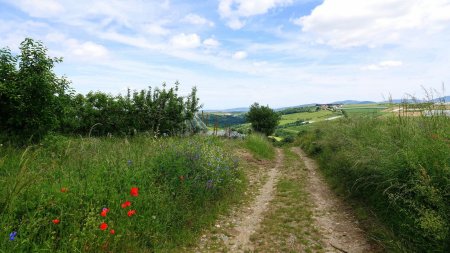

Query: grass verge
left=244, top=134, right=275, bottom=160
left=0, top=135, right=244, bottom=252
left=296, top=115, right=450, bottom=252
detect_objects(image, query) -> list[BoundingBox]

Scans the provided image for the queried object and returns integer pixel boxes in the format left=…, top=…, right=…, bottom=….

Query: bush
left=245, top=103, right=281, bottom=136
left=1, top=38, right=202, bottom=145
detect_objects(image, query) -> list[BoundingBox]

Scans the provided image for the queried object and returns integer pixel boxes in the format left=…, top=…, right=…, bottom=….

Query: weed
left=0, top=135, right=243, bottom=252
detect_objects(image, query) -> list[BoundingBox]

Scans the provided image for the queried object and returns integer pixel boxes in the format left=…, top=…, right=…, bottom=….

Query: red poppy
left=52, top=219, right=60, bottom=224
left=110, top=229, right=115, bottom=235
left=127, top=210, right=136, bottom=217
left=130, top=187, right=139, bottom=197
left=60, top=187, right=68, bottom=193
left=121, top=201, right=131, bottom=208
left=101, top=210, right=107, bottom=217
left=99, top=222, right=108, bottom=231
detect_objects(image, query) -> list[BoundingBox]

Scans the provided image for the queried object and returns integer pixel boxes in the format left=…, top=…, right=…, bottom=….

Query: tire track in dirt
left=227, top=148, right=284, bottom=252
left=292, top=147, right=378, bottom=253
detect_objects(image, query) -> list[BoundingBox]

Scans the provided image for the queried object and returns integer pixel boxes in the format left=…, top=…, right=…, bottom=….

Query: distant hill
left=205, top=96, right=449, bottom=113
left=331, top=100, right=377, bottom=105
left=382, top=96, right=449, bottom=103
left=275, top=104, right=315, bottom=111
left=433, top=96, right=450, bottom=102
left=203, top=107, right=249, bottom=113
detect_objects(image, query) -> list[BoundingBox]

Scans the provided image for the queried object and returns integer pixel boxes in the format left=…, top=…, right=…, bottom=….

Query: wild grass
left=297, top=114, right=450, bottom=252
left=244, top=134, right=275, bottom=160
left=0, top=135, right=244, bottom=252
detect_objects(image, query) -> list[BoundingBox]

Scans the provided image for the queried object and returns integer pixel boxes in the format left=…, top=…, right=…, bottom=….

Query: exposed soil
left=191, top=148, right=277, bottom=252
left=227, top=149, right=283, bottom=252
left=191, top=147, right=378, bottom=253
left=292, top=147, right=378, bottom=253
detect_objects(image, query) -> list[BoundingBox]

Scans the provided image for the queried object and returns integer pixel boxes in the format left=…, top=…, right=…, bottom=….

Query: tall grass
left=244, top=134, right=275, bottom=160
left=0, top=135, right=243, bottom=252
left=297, top=115, right=450, bottom=252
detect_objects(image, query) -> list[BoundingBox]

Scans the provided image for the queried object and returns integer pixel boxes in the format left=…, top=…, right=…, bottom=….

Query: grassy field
left=0, top=135, right=245, bottom=252
left=279, top=110, right=338, bottom=125
left=296, top=115, right=450, bottom=252
left=341, top=107, right=388, bottom=117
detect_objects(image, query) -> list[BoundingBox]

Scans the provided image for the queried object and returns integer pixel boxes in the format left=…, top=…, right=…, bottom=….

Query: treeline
left=277, top=106, right=316, bottom=115
left=203, top=113, right=246, bottom=127
left=0, top=38, right=201, bottom=144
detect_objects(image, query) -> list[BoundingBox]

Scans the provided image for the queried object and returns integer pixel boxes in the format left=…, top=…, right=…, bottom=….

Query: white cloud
left=170, top=33, right=201, bottom=49
left=71, top=41, right=109, bottom=59
left=362, top=60, right=403, bottom=71
left=183, top=13, right=214, bottom=27
left=297, top=0, right=450, bottom=47
left=203, top=38, right=220, bottom=47
left=227, top=19, right=245, bottom=30
left=142, top=24, right=170, bottom=36
left=232, top=51, right=248, bottom=60
left=45, top=33, right=109, bottom=60
left=9, top=0, right=64, bottom=18
left=219, top=0, right=293, bottom=29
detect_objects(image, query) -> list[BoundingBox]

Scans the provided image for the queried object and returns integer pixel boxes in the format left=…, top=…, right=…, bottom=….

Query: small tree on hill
left=245, top=103, right=281, bottom=136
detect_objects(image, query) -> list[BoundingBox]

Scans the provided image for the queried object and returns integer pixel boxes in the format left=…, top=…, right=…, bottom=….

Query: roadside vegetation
left=0, top=135, right=244, bottom=252
left=244, top=134, right=276, bottom=160
left=0, top=38, right=201, bottom=145
left=296, top=113, right=450, bottom=252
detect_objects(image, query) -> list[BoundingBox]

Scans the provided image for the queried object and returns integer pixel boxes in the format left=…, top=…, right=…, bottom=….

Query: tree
left=245, top=103, right=281, bottom=136
left=0, top=38, right=72, bottom=143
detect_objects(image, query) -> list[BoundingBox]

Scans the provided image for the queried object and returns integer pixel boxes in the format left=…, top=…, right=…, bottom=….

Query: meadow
left=278, top=110, right=338, bottom=125
left=296, top=114, right=450, bottom=252
left=0, top=135, right=244, bottom=252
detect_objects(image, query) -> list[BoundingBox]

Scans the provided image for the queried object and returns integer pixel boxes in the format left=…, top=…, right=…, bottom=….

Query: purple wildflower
left=127, top=160, right=133, bottom=166
left=9, top=231, right=17, bottom=241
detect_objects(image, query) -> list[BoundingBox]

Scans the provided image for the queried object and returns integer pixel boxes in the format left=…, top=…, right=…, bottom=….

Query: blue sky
left=1, top=0, right=450, bottom=109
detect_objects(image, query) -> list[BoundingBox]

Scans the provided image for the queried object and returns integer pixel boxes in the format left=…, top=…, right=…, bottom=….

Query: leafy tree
left=245, top=103, right=281, bottom=136
left=0, top=38, right=72, bottom=143
left=1, top=38, right=203, bottom=142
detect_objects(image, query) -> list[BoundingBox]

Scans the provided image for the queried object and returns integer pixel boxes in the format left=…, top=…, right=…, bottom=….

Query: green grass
left=279, top=110, right=337, bottom=125
left=341, top=107, right=388, bottom=117
left=244, top=134, right=275, bottom=160
left=0, top=135, right=244, bottom=252
left=297, top=115, right=450, bottom=252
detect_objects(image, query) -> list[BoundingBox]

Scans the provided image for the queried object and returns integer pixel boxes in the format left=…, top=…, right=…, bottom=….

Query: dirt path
left=227, top=148, right=283, bottom=252
left=292, top=147, right=376, bottom=253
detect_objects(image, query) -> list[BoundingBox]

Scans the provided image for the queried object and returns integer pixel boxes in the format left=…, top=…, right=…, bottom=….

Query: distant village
left=315, top=103, right=343, bottom=111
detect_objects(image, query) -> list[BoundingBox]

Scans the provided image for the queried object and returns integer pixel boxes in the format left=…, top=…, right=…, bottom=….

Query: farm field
left=279, top=110, right=339, bottom=125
